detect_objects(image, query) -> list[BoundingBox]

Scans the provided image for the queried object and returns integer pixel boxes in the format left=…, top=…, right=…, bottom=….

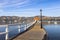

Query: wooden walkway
left=13, top=22, right=46, bottom=40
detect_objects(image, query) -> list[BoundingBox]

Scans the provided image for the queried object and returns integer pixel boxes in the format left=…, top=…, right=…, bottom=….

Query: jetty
left=13, top=22, right=46, bottom=40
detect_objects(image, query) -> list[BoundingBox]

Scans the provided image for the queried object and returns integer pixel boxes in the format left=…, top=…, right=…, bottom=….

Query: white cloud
left=0, top=0, right=30, bottom=14
left=1, top=0, right=29, bottom=7
left=1, top=0, right=60, bottom=17
left=42, top=7, right=60, bottom=17
left=0, top=8, right=39, bottom=16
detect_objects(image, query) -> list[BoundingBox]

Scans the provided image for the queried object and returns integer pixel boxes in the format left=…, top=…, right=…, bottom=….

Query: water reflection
left=43, top=24, right=60, bottom=40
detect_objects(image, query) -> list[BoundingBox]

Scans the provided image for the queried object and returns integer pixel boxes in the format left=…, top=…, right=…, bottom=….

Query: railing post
left=18, top=24, right=20, bottom=33
left=24, top=24, right=27, bottom=30
left=5, top=25, right=8, bottom=40
left=48, top=21, right=50, bottom=24
left=54, top=21, right=57, bottom=24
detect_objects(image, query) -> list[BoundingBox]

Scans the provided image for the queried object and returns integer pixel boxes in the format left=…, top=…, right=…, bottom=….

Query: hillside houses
left=0, top=16, right=34, bottom=25
left=0, top=16, right=20, bottom=24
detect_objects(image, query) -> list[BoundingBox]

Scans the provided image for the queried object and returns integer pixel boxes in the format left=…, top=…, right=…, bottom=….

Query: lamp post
left=40, top=9, right=43, bottom=28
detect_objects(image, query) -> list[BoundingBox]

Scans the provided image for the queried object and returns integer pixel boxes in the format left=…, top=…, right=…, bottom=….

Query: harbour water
left=0, top=24, right=26, bottom=40
left=43, top=24, right=60, bottom=40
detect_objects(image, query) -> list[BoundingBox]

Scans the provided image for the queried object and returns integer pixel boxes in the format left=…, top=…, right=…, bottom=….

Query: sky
left=0, top=0, right=60, bottom=17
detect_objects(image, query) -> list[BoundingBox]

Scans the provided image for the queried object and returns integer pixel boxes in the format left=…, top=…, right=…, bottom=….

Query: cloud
left=0, top=0, right=9, bottom=8
left=42, top=7, right=60, bottom=17
left=0, top=0, right=60, bottom=17
left=0, top=0, right=30, bottom=13
left=0, top=0, right=29, bottom=8
left=0, top=10, right=3, bottom=13
left=0, top=8, right=39, bottom=16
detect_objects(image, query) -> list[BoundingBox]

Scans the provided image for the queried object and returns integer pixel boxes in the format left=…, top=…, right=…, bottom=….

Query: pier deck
left=13, top=22, right=46, bottom=40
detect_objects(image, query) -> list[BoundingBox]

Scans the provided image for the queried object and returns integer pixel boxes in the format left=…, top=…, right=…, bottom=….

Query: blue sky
left=0, top=0, right=60, bottom=17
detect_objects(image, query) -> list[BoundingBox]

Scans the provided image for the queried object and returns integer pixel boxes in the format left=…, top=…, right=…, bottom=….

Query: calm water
left=43, top=24, right=60, bottom=40
left=0, top=24, right=26, bottom=40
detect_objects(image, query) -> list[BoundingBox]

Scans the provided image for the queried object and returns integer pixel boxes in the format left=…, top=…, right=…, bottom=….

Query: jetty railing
left=0, top=20, right=36, bottom=40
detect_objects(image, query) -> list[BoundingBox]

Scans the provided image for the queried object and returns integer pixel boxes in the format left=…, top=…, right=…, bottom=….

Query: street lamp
left=40, top=9, right=43, bottom=28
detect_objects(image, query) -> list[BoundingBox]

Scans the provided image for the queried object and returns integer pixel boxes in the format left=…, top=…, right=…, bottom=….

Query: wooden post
left=5, top=25, right=8, bottom=40
left=54, top=21, right=57, bottom=24
left=54, top=18, right=57, bottom=24
left=18, top=25, right=20, bottom=33
left=48, top=21, right=50, bottom=24
left=24, top=24, right=27, bottom=30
